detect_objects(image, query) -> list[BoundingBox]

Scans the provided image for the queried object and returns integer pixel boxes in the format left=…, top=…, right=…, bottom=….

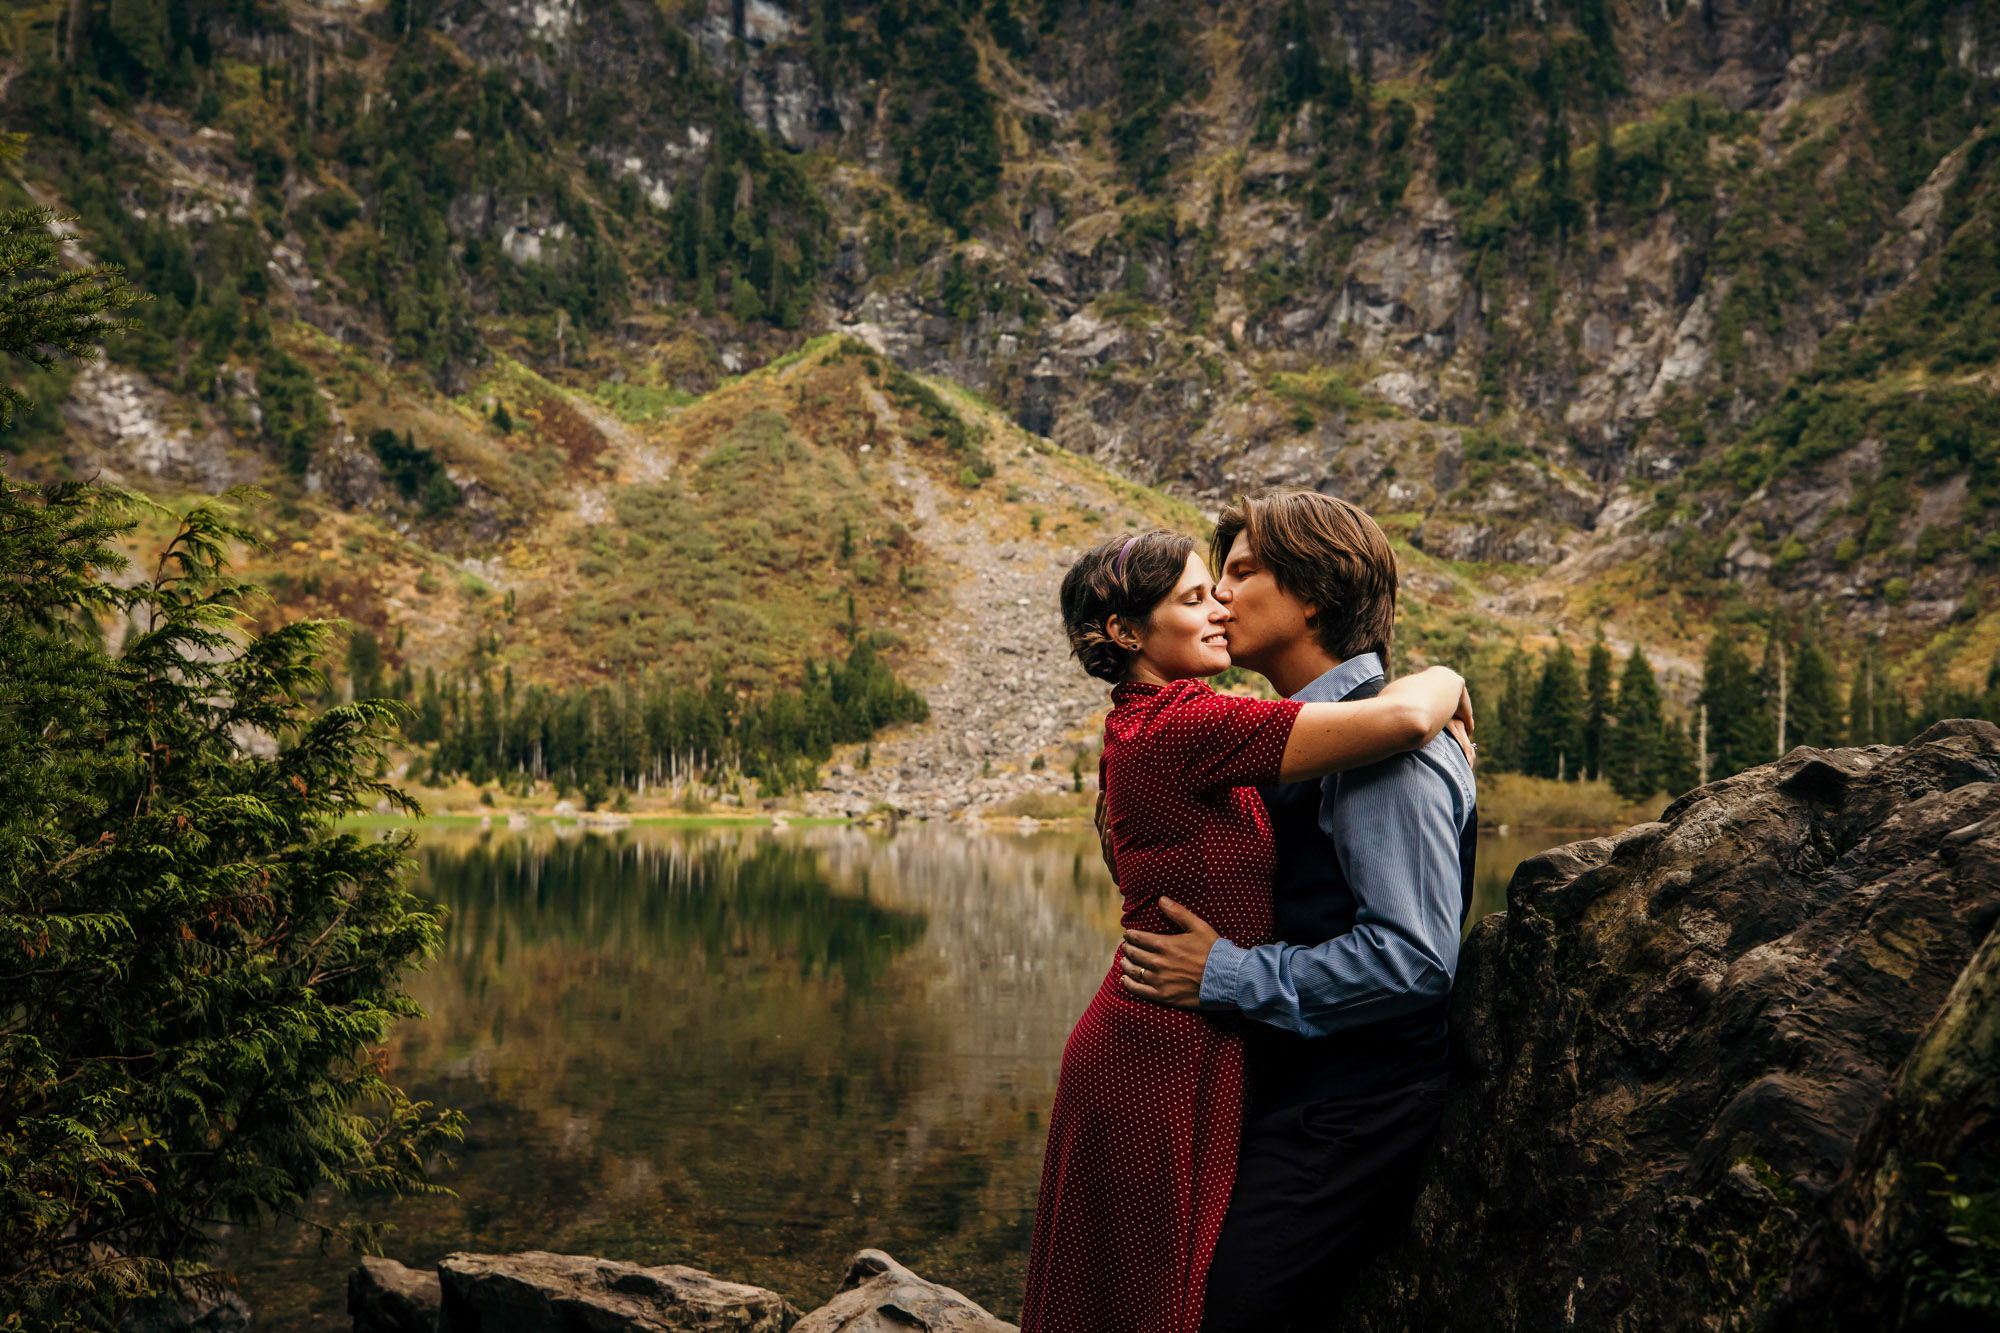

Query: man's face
left=1214, top=532, right=1318, bottom=671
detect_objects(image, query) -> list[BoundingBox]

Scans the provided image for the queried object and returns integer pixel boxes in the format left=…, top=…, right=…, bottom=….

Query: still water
left=224, top=822, right=1570, bottom=1324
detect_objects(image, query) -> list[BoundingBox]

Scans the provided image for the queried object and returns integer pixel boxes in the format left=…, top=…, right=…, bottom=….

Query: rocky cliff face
left=1339, top=719, right=2000, bottom=1331
left=8, top=0, right=1998, bottom=704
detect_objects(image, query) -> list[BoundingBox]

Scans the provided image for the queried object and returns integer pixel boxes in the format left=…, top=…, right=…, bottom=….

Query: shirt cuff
left=1200, top=937, right=1247, bottom=1011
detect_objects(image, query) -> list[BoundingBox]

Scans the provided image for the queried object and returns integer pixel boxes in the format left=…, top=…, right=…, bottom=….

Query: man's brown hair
left=1210, top=489, right=1398, bottom=667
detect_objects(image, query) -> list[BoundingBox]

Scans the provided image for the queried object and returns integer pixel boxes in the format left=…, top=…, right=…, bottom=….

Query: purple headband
left=1112, top=535, right=1138, bottom=580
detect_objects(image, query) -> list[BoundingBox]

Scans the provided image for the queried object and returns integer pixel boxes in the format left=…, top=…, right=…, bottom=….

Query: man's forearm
left=1198, top=930, right=1451, bottom=1037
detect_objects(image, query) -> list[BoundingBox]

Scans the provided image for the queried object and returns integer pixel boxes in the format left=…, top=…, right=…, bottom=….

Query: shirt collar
left=1290, top=652, right=1385, bottom=703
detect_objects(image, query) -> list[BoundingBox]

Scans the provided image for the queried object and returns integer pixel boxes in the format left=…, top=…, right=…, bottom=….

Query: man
left=1118, top=489, right=1477, bottom=1332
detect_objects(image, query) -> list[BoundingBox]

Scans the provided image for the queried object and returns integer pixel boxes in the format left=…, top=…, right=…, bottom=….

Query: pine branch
left=0, top=206, right=145, bottom=429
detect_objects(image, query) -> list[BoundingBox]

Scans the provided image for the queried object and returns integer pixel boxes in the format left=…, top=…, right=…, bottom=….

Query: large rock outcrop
left=350, top=1256, right=442, bottom=1333
left=435, top=1252, right=801, bottom=1332
left=1341, top=720, right=2000, bottom=1332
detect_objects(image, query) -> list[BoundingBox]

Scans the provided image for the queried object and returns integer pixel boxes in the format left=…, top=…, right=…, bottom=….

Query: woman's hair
left=1059, top=529, right=1196, bottom=683
left=1210, top=489, right=1397, bottom=666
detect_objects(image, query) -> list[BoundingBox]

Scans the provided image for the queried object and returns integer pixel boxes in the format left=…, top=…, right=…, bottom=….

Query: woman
left=1019, top=529, right=1469, bottom=1333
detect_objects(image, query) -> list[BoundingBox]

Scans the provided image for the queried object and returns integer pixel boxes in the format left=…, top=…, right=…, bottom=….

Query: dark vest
left=1244, top=675, right=1477, bottom=1112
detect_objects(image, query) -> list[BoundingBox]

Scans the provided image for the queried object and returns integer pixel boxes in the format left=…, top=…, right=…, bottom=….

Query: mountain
left=2, top=0, right=1997, bottom=799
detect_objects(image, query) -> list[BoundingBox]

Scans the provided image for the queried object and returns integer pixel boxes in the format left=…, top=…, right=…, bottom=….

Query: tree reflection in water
left=221, top=823, right=1122, bottom=1327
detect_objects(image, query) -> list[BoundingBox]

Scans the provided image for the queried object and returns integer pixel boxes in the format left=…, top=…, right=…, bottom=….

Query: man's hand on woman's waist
left=1118, top=896, right=1218, bottom=1010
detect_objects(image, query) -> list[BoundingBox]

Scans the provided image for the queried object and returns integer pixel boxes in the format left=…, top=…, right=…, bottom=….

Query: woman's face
left=1119, top=551, right=1232, bottom=685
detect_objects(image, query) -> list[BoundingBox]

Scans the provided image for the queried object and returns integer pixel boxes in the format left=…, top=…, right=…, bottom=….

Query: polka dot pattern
left=1020, top=679, right=1304, bottom=1333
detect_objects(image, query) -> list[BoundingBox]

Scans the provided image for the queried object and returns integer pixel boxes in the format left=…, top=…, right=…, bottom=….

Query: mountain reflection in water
left=223, top=822, right=1565, bottom=1327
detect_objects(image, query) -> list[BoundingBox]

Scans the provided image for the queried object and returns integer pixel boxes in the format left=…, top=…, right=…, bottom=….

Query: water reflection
left=224, top=823, right=1573, bottom=1326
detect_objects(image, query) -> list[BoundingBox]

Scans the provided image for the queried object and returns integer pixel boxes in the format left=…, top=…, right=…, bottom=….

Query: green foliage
left=884, top=368, right=994, bottom=479
left=1658, top=715, right=1698, bottom=795
left=419, top=468, right=461, bottom=519
left=1583, top=631, right=1613, bottom=781
left=1255, top=0, right=1355, bottom=143
left=556, top=407, right=926, bottom=682
left=0, top=190, right=141, bottom=430
left=1845, top=636, right=1907, bottom=745
left=257, top=348, right=328, bottom=476
left=1605, top=645, right=1665, bottom=801
left=1697, top=630, right=1771, bottom=778
left=873, top=6, right=1001, bottom=233
left=1789, top=620, right=1844, bottom=749
left=593, top=382, right=696, bottom=422
left=1723, top=385, right=2000, bottom=518
left=1269, top=369, right=1392, bottom=423
left=368, top=428, right=438, bottom=501
left=1459, top=427, right=1535, bottom=492
left=419, top=638, right=927, bottom=797
left=1912, top=1173, right=2000, bottom=1317
left=1526, top=640, right=1586, bottom=779
left=0, top=477, right=458, bottom=1327
left=1112, top=13, right=1201, bottom=193
left=1486, top=643, right=1536, bottom=774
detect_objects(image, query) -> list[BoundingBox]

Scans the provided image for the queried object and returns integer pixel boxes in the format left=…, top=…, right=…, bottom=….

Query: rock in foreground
left=1341, top=721, right=2000, bottom=1331
left=436, top=1252, right=800, bottom=1332
left=791, top=1250, right=1019, bottom=1333
left=349, top=1256, right=441, bottom=1332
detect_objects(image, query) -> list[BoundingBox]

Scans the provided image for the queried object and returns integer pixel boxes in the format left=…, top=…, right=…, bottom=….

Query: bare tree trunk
left=66, top=0, right=90, bottom=65
left=1775, top=642, right=1788, bottom=758
left=1698, top=705, right=1711, bottom=787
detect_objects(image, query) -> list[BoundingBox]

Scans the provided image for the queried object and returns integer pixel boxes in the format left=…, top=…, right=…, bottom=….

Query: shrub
left=0, top=480, right=459, bottom=1326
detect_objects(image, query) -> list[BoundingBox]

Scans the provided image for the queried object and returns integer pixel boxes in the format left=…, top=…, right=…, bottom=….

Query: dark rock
left=792, top=1250, right=1018, bottom=1333
left=349, top=1255, right=440, bottom=1332
left=1337, top=722, right=2000, bottom=1332
left=436, top=1251, right=800, bottom=1332
left=1776, top=897, right=2000, bottom=1331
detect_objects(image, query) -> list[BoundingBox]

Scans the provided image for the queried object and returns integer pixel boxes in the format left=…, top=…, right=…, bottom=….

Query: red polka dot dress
left=1020, top=679, right=1303, bottom=1333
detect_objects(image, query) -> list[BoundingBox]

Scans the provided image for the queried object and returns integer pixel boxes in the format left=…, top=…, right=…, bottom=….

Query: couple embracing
left=1021, top=490, right=1478, bottom=1333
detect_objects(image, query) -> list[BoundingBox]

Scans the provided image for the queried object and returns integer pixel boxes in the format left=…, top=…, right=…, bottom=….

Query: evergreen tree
left=1789, top=617, right=1844, bottom=749
left=1657, top=715, right=1699, bottom=796
left=0, top=479, right=459, bottom=1324
left=1606, top=645, right=1664, bottom=802
left=1491, top=645, right=1535, bottom=773
left=1847, top=641, right=1878, bottom=746
left=1698, top=631, right=1764, bottom=778
left=346, top=628, right=387, bottom=701
left=1, top=145, right=142, bottom=428
left=1526, top=641, right=1586, bottom=780
left=1845, top=637, right=1906, bottom=746
left=1583, top=629, right=1614, bottom=781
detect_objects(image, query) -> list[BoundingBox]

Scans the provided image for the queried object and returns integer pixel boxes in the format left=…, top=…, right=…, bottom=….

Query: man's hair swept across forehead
left=1210, top=489, right=1398, bottom=668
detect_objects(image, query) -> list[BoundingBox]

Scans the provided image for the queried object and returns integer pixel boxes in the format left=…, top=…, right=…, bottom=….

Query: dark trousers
left=1199, top=1074, right=1448, bottom=1333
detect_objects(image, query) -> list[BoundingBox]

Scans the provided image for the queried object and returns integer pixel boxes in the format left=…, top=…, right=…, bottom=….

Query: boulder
left=1337, top=721, right=2000, bottom=1332
left=350, top=1255, right=441, bottom=1332
left=792, top=1251, right=1017, bottom=1333
left=1776, top=854, right=2000, bottom=1332
left=436, top=1251, right=801, bottom=1332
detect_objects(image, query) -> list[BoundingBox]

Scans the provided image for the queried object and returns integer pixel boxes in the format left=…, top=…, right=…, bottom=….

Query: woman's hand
left=1448, top=682, right=1475, bottom=765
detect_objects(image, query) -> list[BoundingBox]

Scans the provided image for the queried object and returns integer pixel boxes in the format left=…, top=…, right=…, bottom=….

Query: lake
left=222, top=821, right=1587, bottom=1324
